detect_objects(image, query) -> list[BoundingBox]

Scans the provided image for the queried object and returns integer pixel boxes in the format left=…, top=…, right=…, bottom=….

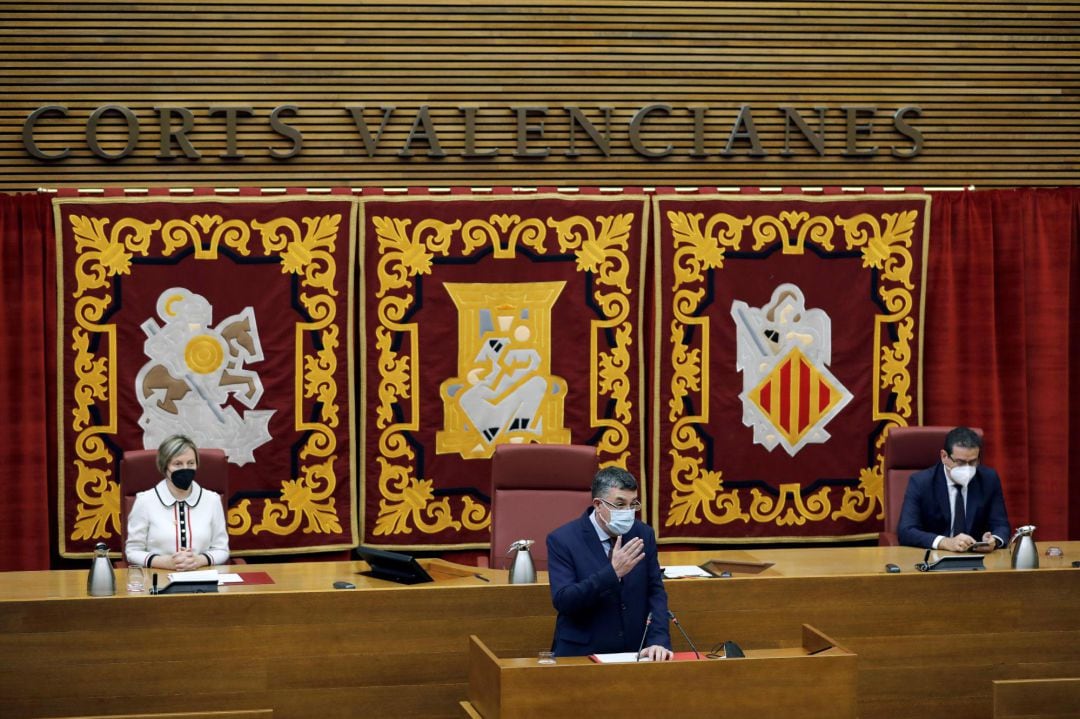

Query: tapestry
left=652, top=194, right=929, bottom=543
left=54, top=197, right=356, bottom=557
left=360, top=195, right=648, bottom=549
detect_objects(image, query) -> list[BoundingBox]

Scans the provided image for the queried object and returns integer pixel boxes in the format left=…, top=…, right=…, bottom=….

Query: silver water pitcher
left=507, top=539, right=537, bottom=584
left=1009, top=525, right=1039, bottom=570
left=87, top=542, right=116, bottom=596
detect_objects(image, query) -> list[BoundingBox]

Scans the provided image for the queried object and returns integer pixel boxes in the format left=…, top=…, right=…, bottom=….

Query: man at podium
left=546, top=467, right=673, bottom=660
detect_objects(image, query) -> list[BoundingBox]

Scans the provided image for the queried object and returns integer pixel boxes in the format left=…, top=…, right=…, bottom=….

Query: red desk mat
left=234, top=571, right=275, bottom=585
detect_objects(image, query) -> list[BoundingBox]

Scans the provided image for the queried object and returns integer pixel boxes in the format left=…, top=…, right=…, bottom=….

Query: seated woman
left=125, top=434, right=230, bottom=570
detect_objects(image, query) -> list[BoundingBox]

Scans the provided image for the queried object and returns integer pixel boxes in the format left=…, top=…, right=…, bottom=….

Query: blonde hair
left=156, top=435, right=200, bottom=476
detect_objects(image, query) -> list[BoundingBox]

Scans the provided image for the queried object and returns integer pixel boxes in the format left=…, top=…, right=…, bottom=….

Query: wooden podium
left=461, top=624, right=856, bottom=718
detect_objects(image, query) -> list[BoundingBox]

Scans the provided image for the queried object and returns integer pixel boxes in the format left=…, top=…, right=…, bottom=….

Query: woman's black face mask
left=170, top=468, right=196, bottom=491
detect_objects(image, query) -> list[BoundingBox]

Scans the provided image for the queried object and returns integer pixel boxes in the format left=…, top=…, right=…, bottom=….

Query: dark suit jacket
left=546, top=508, right=671, bottom=657
left=897, top=463, right=1011, bottom=549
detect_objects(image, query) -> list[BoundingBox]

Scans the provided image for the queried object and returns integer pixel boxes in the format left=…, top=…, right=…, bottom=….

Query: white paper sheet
left=590, top=652, right=647, bottom=663
left=662, top=565, right=712, bottom=579
left=167, top=569, right=220, bottom=583
left=166, top=570, right=242, bottom=585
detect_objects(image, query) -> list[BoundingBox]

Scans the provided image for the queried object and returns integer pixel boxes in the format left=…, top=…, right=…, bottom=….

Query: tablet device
left=915, top=552, right=985, bottom=572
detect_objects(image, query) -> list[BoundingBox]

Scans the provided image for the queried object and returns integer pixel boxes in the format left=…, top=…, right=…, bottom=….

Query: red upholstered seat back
left=881, top=426, right=983, bottom=544
left=489, top=444, right=598, bottom=570
left=119, top=448, right=230, bottom=552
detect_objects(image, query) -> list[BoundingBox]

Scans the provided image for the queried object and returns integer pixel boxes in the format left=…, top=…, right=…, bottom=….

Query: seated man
left=546, top=466, right=672, bottom=660
left=897, top=426, right=1010, bottom=552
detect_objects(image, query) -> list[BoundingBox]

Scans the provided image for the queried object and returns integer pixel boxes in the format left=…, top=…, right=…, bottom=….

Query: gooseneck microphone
left=151, top=572, right=159, bottom=595
left=636, top=611, right=653, bottom=661
left=668, top=609, right=701, bottom=659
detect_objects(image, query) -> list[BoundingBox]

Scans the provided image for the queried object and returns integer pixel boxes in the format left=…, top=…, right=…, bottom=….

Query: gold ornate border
left=652, top=194, right=930, bottom=543
left=54, top=197, right=357, bottom=558
left=359, top=195, right=648, bottom=550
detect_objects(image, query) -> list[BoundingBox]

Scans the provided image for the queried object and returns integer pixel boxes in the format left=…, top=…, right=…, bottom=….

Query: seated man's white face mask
left=948, top=464, right=976, bottom=487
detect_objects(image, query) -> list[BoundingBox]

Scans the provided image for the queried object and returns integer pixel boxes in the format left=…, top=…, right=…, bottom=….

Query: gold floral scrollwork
left=836, top=210, right=917, bottom=289
left=228, top=500, right=254, bottom=535
left=833, top=465, right=886, bottom=524
left=276, top=213, right=343, bottom=530
left=829, top=207, right=919, bottom=524
left=751, top=211, right=836, bottom=254
left=304, top=325, right=341, bottom=427
left=69, top=215, right=159, bottom=294
left=70, top=327, right=108, bottom=432
left=460, top=496, right=492, bottom=532
left=254, top=214, right=341, bottom=295
left=664, top=451, right=748, bottom=527
left=881, top=316, right=915, bottom=420
left=597, top=322, right=633, bottom=424
left=371, top=214, right=467, bottom=536
left=668, top=319, right=704, bottom=422
left=71, top=460, right=120, bottom=541
left=547, top=213, right=635, bottom=464
left=373, top=217, right=460, bottom=296
left=668, top=210, right=752, bottom=281
left=463, top=214, right=548, bottom=258
left=253, top=455, right=342, bottom=536
left=832, top=423, right=893, bottom=523
left=374, top=326, right=411, bottom=430
left=664, top=209, right=751, bottom=528
left=748, top=484, right=832, bottom=526
left=374, top=459, right=462, bottom=536
left=549, top=213, right=633, bottom=293
left=161, top=214, right=253, bottom=259
left=68, top=214, right=160, bottom=548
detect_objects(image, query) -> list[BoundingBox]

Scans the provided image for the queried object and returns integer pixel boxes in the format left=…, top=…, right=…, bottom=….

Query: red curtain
left=0, top=193, right=53, bottom=570
left=924, top=188, right=1080, bottom=541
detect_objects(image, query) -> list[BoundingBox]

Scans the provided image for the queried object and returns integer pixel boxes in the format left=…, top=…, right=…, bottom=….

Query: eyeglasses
left=598, top=498, right=642, bottom=513
left=947, top=454, right=979, bottom=468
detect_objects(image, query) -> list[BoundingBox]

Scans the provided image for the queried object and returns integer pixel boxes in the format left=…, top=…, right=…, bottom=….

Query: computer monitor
left=355, top=546, right=434, bottom=585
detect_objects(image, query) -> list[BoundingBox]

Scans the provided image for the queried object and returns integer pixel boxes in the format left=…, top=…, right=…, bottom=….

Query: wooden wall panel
left=0, top=1, right=1077, bottom=190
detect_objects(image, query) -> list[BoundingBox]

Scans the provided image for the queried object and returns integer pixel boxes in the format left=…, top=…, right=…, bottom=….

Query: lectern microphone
left=636, top=611, right=653, bottom=661
left=668, top=609, right=701, bottom=659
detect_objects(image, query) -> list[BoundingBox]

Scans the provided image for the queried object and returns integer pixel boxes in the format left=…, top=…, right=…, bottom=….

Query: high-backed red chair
left=120, top=447, right=234, bottom=560
left=880, top=425, right=983, bottom=545
left=487, top=444, right=598, bottom=570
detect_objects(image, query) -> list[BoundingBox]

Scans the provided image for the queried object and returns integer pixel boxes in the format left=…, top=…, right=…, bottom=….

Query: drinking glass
left=126, top=565, right=145, bottom=593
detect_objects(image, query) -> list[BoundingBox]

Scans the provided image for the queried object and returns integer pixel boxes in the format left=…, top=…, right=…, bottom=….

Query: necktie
left=603, top=538, right=613, bottom=557
left=952, top=485, right=966, bottom=536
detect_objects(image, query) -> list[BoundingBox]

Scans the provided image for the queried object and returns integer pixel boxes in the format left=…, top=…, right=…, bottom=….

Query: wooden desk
left=464, top=626, right=856, bottom=718
left=1, top=545, right=1077, bottom=718
left=994, top=677, right=1080, bottom=718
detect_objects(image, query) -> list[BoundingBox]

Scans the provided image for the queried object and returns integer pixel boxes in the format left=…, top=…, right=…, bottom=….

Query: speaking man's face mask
left=604, top=507, right=635, bottom=536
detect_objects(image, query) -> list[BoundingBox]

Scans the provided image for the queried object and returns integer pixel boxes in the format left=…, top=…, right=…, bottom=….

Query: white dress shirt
left=588, top=509, right=615, bottom=555
left=932, top=479, right=968, bottom=550
left=125, top=479, right=230, bottom=567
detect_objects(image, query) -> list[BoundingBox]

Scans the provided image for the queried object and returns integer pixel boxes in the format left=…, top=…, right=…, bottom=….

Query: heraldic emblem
left=731, top=284, right=852, bottom=456
left=437, top=281, right=570, bottom=459
left=135, top=287, right=275, bottom=465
